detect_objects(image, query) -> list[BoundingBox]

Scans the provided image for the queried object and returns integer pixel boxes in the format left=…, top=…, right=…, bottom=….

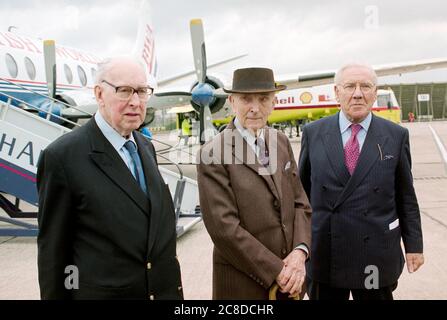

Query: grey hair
left=95, top=56, right=146, bottom=85
left=334, top=63, right=378, bottom=85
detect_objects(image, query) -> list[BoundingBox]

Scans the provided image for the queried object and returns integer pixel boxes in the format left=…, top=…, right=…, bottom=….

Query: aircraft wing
left=60, top=90, right=192, bottom=120
left=277, top=57, right=447, bottom=89
left=148, top=92, right=192, bottom=110
left=156, top=54, right=247, bottom=87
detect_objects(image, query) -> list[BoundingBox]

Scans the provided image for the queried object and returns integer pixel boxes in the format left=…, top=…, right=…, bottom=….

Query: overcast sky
left=1, top=0, right=447, bottom=86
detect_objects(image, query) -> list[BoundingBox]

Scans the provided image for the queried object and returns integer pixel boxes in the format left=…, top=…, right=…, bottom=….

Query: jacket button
left=147, top=262, right=152, bottom=270
left=374, top=187, right=380, bottom=193
left=178, top=286, right=182, bottom=291
left=282, top=223, right=286, bottom=230
left=149, top=294, right=155, bottom=300
left=281, top=248, right=287, bottom=255
left=364, top=236, right=370, bottom=242
left=322, top=185, right=327, bottom=191
left=273, top=200, right=280, bottom=208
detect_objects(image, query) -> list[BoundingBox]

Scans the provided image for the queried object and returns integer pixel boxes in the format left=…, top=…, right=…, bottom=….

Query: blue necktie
left=124, top=140, right=147, bottom=194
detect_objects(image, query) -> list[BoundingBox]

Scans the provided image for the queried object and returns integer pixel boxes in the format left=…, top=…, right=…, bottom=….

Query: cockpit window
left=5, top=53, right=18, bottom=78
left=24, top=56, right=36, bottom=80
left=77, top=65, right=87, bottom=87
left=64, top=64, right=73, bottom=84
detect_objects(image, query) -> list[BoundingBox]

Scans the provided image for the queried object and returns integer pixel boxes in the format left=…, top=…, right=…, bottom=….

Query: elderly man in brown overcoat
left=196, top=67, right=312, bottom=300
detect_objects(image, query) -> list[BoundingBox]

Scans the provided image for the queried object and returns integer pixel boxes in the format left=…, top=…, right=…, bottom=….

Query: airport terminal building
left=380, top=82, right=447, bottom=121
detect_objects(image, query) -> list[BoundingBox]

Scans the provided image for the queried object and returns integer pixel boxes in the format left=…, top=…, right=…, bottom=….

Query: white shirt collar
left=234, top=117, right=265, bottom=147
left=94, top=112, right=137, bottom=152
left=339, top=110, right=372, bottom=134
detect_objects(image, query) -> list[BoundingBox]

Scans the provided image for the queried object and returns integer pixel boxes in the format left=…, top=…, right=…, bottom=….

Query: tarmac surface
left=1, top=121, right=447, bottom=299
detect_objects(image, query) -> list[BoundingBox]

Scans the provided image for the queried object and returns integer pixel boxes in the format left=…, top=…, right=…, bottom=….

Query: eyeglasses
left=102, top=80, right=153, bottom=101
left=339, top=82, right=376, bottom=94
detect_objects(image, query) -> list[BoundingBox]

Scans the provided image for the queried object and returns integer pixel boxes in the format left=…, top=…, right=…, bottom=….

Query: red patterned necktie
left=344, top=124, right=362, bottom=175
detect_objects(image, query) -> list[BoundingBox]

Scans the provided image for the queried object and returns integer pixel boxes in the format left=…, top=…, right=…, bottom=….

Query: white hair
left=334, top=63, right=378, bottom=85
left=95, top=56, right=146, bottom=85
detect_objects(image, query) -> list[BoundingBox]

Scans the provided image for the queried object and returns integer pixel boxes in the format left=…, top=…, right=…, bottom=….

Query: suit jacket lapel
left=334, top=115, right=387, bottom=209
left=87, top=119, right=150, bottom=217
left=226, top=121, right=280, bottom=201
left=321, top=113, right=351, bottom=186
left=134, top=133, right=163, bottom=254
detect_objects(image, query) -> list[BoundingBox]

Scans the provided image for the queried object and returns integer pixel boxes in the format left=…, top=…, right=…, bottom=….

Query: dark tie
left=344, top=124, right=362, bottom=175
left=124, top=140, right=147, bottom=194
left=256, top=136, right=269, bottom=166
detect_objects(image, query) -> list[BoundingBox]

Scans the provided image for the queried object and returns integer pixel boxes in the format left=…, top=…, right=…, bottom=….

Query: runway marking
left=429, top=125, right=447, bottom=169
left=0, top=237, right=16, bottom=245
left=421, top=210, right=447, bottom=231
left=414, top=176, right=447, bottom=180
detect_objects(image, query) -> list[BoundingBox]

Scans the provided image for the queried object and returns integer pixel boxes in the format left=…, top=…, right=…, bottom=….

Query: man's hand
left=275, top=249, right=306, bottom=298
left=406, top=253, right=424, bottom=273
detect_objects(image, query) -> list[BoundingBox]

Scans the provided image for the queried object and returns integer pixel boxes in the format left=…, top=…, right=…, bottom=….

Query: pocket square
left=284, top=161, right=291, bottom=170
left=383, top=154, right=394, bottom=160
left=389, top=218, right=399, bottom=230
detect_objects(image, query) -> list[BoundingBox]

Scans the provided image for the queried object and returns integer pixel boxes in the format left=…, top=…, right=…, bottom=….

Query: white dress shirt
left=94, top=112, right=139, bottom=177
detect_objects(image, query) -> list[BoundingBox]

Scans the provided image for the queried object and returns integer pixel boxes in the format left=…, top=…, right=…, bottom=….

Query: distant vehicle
left=212, top=85, right=401, bottom=130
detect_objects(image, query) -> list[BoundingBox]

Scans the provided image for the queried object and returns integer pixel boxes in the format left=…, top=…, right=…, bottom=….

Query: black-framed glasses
left=102, top=80, right=153, bottom=101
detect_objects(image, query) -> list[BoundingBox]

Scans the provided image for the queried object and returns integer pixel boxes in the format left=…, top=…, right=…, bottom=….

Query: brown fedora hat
left=223, top=67, right=287, bottom=93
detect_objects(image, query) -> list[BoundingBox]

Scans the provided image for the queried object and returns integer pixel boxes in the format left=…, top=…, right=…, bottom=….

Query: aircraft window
left=24, top=57, right=36, bottom=80
left=64, top=64, right=73, bottom=84
left=91, top=68, right=97, bottom=81
left=77, top=65, right=87, bottom=86
left=5, top=53, right=18, bottom=78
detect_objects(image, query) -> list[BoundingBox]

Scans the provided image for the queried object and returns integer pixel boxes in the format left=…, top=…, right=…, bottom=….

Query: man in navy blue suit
left=299, top=63, right=424, bottom=300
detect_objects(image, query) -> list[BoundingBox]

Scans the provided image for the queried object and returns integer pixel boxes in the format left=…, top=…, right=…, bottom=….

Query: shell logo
left=300, top=92, right=313, bottom=104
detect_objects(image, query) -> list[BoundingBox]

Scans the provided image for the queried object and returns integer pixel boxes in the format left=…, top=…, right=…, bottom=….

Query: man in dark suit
left=197, top=68, right=312, bottom=299
left=37, top=57, right=183, bottom=300
left=299, top=63, right=424, bottom=300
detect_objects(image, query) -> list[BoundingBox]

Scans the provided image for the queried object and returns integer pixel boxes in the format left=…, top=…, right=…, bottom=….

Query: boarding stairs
left=0, top=80, right=201, bottom=237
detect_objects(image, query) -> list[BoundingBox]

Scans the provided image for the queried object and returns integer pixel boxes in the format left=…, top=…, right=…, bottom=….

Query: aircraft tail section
left=132, top=0, right=157, bottom=87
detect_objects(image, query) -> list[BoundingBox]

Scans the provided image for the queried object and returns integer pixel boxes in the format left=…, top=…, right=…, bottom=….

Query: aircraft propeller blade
left=190, top=19, right=207, bottom=84
left=202, top=103, right=217, bottom=144
left=198, top=103, right=217, bottom=145
left=43, top=40, right=57, bottom=98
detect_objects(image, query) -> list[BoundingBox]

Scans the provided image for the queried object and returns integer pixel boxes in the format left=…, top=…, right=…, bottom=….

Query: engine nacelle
left=190, top=75, right=226, bottom=114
